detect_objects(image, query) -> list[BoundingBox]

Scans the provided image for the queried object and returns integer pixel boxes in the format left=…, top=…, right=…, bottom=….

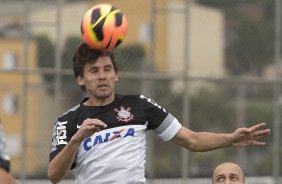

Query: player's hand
left=231, top=122, right=271, bottom=147
left=71, top=118, right=107, bottom=143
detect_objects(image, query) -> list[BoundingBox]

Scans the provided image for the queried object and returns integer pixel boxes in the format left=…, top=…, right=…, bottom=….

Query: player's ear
left=77, top=76, right=84, bottom=85
left=115, top=74, right=118, bottom=82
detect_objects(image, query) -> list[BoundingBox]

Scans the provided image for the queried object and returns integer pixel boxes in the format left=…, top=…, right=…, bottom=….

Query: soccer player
left=212, top=162, right=245, bottom=184
left=48, top=43, right=271, bottom=184
left=0, top=119, right=17, bottom=184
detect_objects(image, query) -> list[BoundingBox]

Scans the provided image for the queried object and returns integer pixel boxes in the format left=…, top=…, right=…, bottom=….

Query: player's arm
left=0, top=159, right=16, bottom=184
left=0, top=119, right=17, bottom=184
left=48, top=119, right=107, bottom=184
left=171, top=122, right=270, bottom=152
left=0, top=168, right=17, bottom=184
left=48, top=137, right=80, bottom=184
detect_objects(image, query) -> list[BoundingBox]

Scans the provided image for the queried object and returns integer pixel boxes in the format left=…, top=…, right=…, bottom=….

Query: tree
left=61, top=36, right=83, bottom=106
left=35, top=34, right=55, bottom=94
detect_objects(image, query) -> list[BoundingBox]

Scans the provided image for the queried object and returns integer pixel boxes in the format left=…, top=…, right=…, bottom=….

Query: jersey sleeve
left=139, top=94, right=182, bottom=141
left=49, top=117, right=77, bottom=169
left=0, top=122, right=10, bottom=172
left=0, top=157, right=10, bottom=172
left=153, top=113, right=182, bottom=141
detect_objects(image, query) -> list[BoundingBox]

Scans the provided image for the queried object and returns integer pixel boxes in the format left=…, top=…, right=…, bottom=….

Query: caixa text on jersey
left=83, top=128, right=135, bottom=151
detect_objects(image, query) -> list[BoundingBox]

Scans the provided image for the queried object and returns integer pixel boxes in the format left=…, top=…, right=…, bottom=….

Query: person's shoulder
left=121, top=94, right=140, bottom=98
left=121, top=94, right=147, bottom=102
left=59, top=98, right=86, bottom=119
left=62, top=104, right=81, bottom=116
left=121, top=94, right=157, bottom=105
left=54, top=102, right=83, bottom=128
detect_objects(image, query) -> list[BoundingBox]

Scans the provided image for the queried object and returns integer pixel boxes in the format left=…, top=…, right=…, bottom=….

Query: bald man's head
left=212, top=162, right=245, bottom=184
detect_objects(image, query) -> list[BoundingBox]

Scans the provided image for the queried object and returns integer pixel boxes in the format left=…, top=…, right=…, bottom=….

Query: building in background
left=165, top=1, right=224, bottom=93
left=28, top=0, right=224, bottom=76
left=0, top=38, right=55, bottom=176
left=0, top=0, right=225, bottom=177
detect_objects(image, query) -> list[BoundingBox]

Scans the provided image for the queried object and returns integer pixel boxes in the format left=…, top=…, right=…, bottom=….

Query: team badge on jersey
left=114, top=106, right=134, bottom=122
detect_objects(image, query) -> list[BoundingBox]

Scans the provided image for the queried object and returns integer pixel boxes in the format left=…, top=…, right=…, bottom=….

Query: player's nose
left=97, top=70, right=106, bottom=79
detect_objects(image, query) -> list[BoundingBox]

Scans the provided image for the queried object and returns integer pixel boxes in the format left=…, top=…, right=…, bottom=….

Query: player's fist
left=71, top=118, right=107, bottom=143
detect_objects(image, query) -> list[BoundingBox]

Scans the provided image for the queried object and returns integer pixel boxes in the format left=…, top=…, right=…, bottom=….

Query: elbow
left=187, top=139, right=201, bottom=152
left=48, top=168, right=62, bottom=184
left=189, top=144, right=206, bottom=152
left=186, top=134, right=204, bottom=152
left=172, top=128, right=204, bottom=152
left=177, top=137, right=200, bottom=152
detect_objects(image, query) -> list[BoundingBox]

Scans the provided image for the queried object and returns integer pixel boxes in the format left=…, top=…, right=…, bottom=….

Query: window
left=138, top=22, right=151, bottom=43
left=2, top=94, right=18, bottom=115
left=2, top=51, right=18, bottom=70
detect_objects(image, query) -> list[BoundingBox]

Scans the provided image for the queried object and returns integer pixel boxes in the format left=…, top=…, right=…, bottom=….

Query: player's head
left=212, top=162, right=245, bottom=184
left=73, top=43, right=118, bottom=91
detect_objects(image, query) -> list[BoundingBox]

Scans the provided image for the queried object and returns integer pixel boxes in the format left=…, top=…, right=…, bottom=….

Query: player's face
left=212, top=163, right=244, bottom=184
left=78, top=56, right=118, bottom=102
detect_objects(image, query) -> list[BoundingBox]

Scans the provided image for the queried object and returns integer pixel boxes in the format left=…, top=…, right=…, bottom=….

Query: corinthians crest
left=114, top=106, right=134, bottom=122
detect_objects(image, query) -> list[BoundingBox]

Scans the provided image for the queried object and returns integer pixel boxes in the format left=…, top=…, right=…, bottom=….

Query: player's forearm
left=48, top=139, right=80, bottom=183
left=172, top=127, right=234, bottom=152
left=189, top=132, right=233, bottom=152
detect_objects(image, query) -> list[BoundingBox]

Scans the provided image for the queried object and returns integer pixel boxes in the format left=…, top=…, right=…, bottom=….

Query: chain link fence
left=0, top=0, right=281, bottom=183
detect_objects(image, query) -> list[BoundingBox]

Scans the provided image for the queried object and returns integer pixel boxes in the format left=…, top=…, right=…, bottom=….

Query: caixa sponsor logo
left=83, top=128, right=135, bottom=151
left=56, top=121, right=68, bottom=145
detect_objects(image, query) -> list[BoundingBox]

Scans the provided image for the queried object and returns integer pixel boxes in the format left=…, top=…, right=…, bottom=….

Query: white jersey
left=49, top=94, right=182, bottom=184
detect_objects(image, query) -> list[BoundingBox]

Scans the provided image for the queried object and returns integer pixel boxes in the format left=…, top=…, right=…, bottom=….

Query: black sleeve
left=139, top=95, right=169, bottom=130
left=0, top=157, right=10, bottom=172
left=49, top=117, right=77, bottom=169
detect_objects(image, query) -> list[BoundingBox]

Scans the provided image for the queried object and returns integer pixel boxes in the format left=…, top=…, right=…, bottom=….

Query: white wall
left=166, top=2, right=225, bottom=93
left=30, top=2, right=89, bottom=42
left=167, top=2, right=224, bottom=76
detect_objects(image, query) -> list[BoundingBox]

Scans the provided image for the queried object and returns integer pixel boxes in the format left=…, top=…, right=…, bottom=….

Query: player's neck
left=85, top=95, right=115, bottom=106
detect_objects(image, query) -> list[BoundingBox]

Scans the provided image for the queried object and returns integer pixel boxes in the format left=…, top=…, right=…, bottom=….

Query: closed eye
left=89, top=68, right=98, bottom=73
left=104, top=65, right=113, bottom=72
left=87, top=66, right=99, bottom=73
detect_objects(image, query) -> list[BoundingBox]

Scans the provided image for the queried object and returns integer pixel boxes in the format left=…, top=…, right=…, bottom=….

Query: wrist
left=226, top=133, right=234, bottom=147
left=70, top=135, right=84, bottom=145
